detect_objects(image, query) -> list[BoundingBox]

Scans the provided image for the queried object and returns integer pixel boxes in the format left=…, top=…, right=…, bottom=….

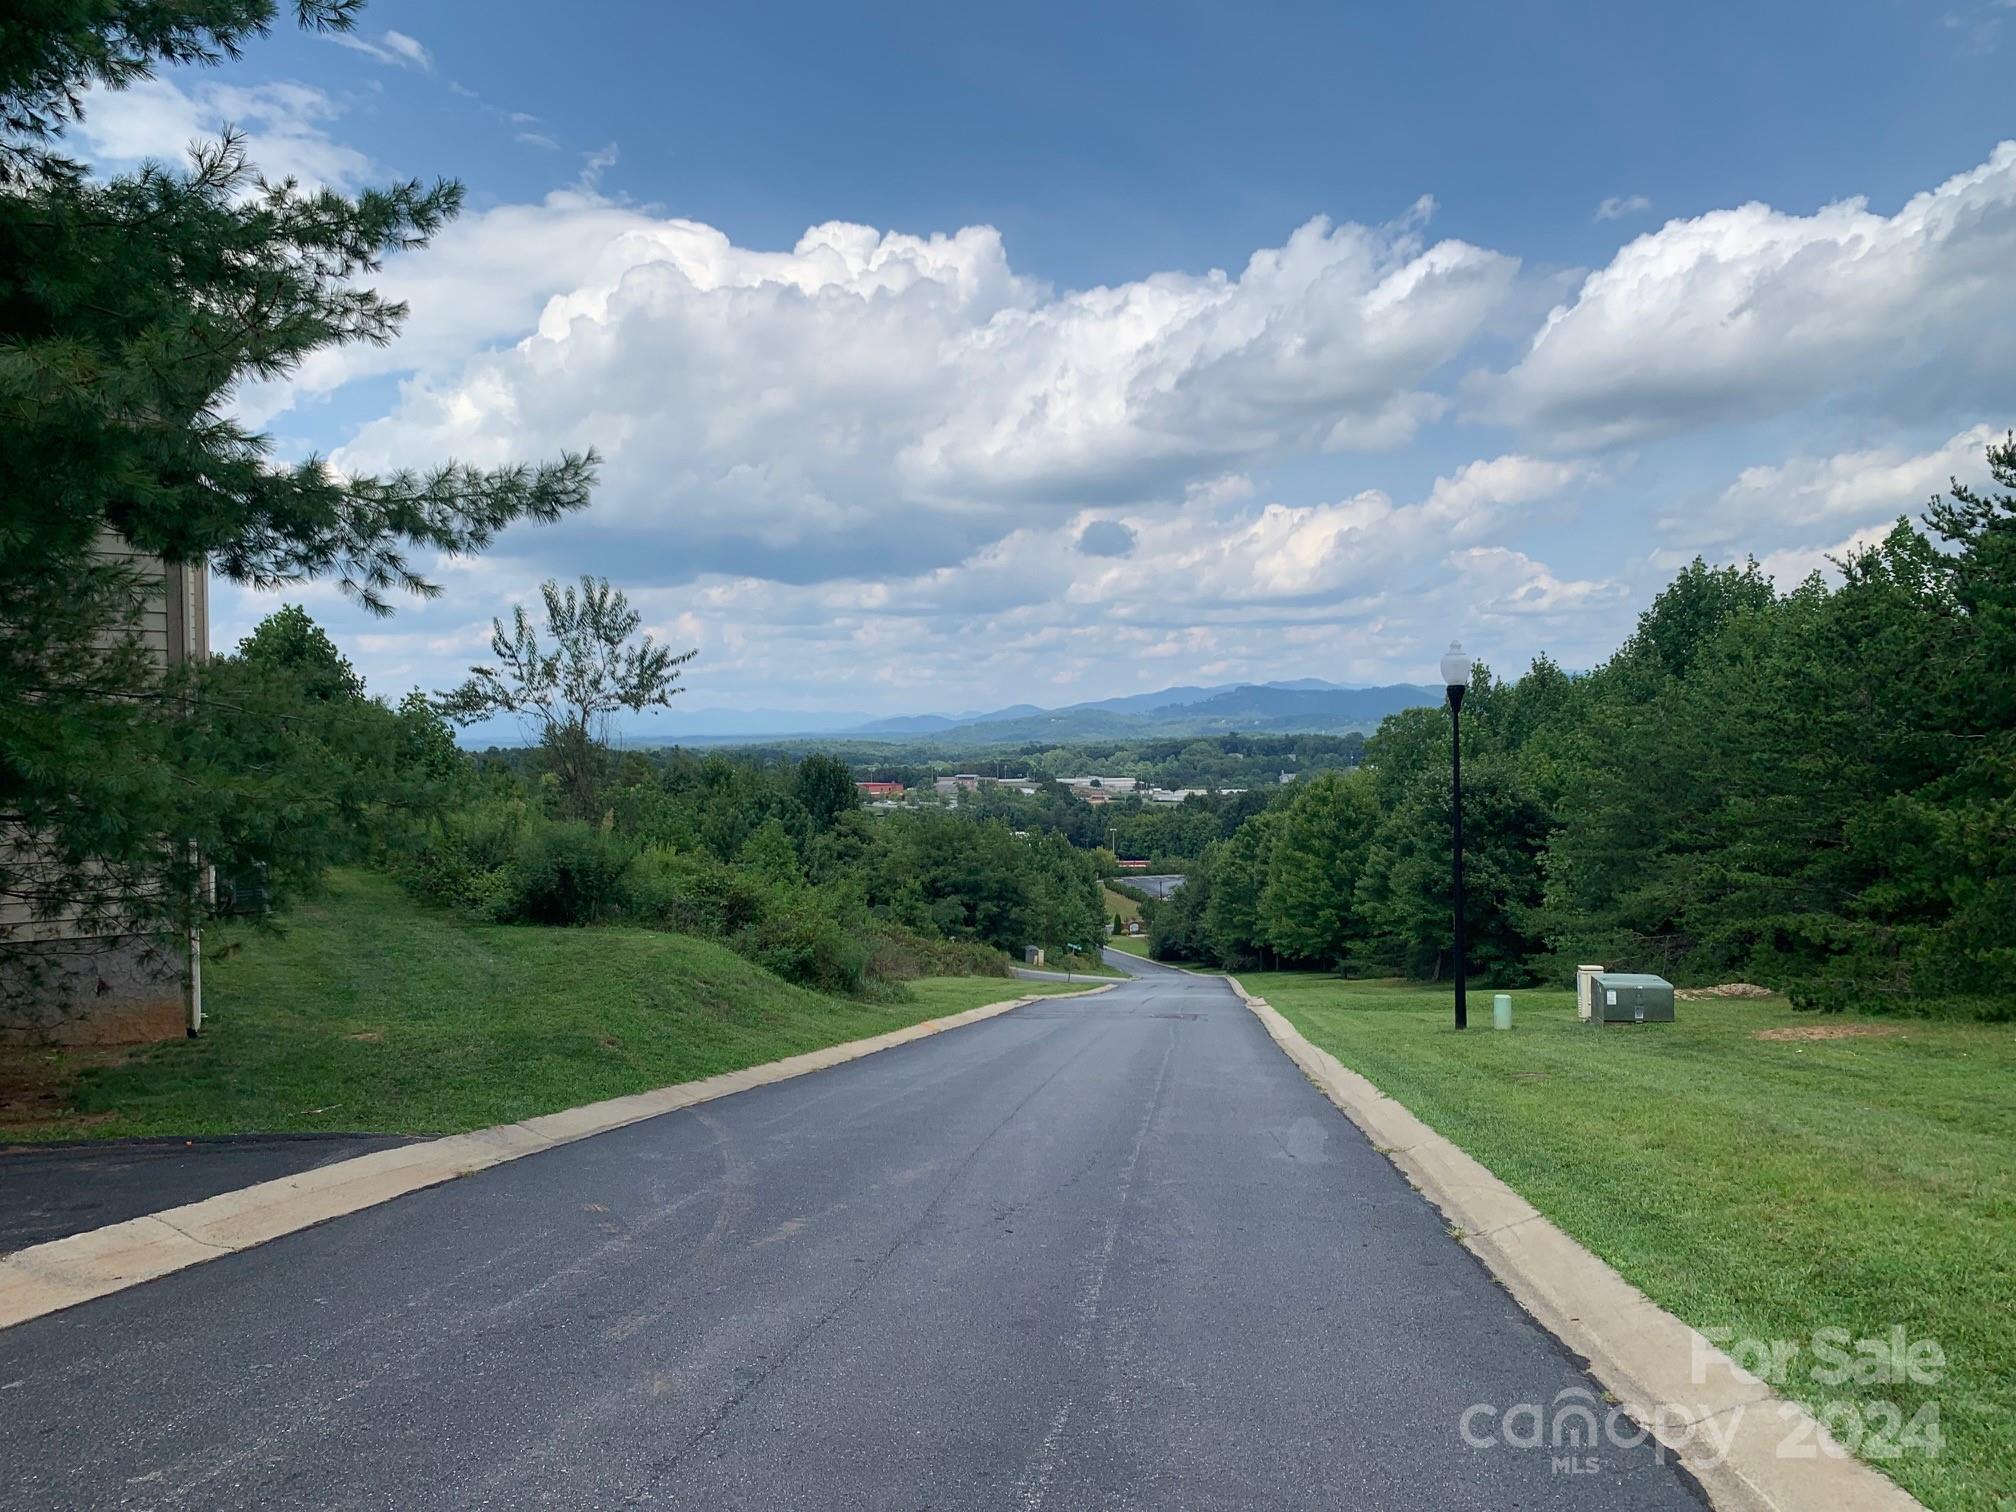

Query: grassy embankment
left=4, top=872, right=1087, bottom=1143
left=1042, top=949, right=1125, bottom=976
left=1243, top=974, right=2015, bottom=1512
left=1102, top=886, right=1149, bottom=956
left=1102, top=885, right=1142, bottom=923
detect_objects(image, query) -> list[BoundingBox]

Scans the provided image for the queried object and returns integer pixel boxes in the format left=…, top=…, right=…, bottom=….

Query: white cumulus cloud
left=1450, top=546, right=1625, bottom=618
left=213, top=450, right=1599, bottom=708
left=1757, top=524, right=1899, bottom=588
left=1492, top=143, right=2016, bottom=446
left=1667, top=423, right=2000, bottom=547
left=324, top=202, right=1517, bottom=582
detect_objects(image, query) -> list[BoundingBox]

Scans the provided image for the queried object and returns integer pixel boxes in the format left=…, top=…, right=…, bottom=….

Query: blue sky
left=73, top=0, right=2016, bottom=732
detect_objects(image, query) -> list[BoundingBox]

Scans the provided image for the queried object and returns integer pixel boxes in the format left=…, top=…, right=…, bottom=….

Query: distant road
left=1010, top=964, right=1118, bottom=982
left=0, top=956, right=1700, bottom=1509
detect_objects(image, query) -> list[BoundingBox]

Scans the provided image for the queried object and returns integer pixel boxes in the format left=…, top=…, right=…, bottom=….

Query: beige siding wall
left=1, top=543, right=208, bottom=973
left=2, top=545, right=209, bottom=1042
left=93, top=533, right=189, bottom=664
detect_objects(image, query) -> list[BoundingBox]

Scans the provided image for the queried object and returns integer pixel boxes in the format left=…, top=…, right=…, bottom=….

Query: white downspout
left=180, top=558, right=207, bottom=1038
left=187, top=924, right=203, bottom=1037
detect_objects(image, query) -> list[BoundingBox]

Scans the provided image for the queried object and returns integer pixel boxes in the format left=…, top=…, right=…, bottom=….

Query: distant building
left=1062, top=775, right=1137, bottom=805
left=855, top=781, right=905, bottom=799
left=1115, top=859, right=1150, bottom=871
left=1060, top=775, right=1138, bottom=793
left=1146, top=787, right=1209, bottom=804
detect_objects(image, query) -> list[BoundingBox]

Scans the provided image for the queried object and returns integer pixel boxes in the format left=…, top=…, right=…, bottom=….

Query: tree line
left=212, top=587, right=1111, bottom=998
left=404, top=746, right=1111, bottom=997
left=822, top=734, right=1367, bottom=794
left=1148, top=462, right=2016, bottom=1021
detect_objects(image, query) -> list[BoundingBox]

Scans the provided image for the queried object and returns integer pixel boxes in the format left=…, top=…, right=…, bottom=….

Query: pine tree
left=2, top=2, right=596, bottom=966
left=1910, top=432, right=2016, bottom=996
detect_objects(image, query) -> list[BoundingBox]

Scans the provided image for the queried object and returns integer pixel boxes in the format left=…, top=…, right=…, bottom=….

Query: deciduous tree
left=237, top=605, right=365, bottom=703
left=1258, top=771, right=1379, bottom=968
left=438, top=578, right=694, bottom=820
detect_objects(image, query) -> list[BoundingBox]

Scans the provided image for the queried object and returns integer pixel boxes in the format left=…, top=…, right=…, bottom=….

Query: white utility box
left=1576, top=965, right=1606, bottom=1022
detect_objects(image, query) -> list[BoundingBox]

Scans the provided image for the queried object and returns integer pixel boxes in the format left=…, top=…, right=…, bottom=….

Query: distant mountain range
left=622, top=680, right=1438, bottom=747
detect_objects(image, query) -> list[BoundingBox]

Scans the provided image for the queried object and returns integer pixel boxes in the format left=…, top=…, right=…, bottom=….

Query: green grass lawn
left=5, top=872, right=1085, bottom=1144
left=1103, top=885, right=1142, bottom=924
left=1243, top=974, right=2016, bottom=1512
left=1042, top=949, right=1124, bottom=977
left=902, top=975, right=1086, bottom=1013
left=1105, top=933, right=1149, bottom=958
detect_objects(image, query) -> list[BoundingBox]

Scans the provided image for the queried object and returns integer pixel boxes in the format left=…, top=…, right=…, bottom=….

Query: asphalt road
left=0, top=956, right=1706, bottom=1510
left=0, top=1135, right=421, bottom=1254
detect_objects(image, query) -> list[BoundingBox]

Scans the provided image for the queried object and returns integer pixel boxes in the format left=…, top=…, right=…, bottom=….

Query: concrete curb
left=0, top=981, right=1114, bottom=1332
left=1225, top=974, right=1925, bottom=1512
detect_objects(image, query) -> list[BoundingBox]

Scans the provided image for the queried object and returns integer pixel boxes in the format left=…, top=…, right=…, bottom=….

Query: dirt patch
left=0, top=1072, right=72, bottom=1131
left=0, top=1046, right=130, bottom=1132
left=1753, top=1023, right=1903, bottom=1043
left=345, top=1031, right=384, bottom=1043
left=1677, top=982, right=1777, bottom=1001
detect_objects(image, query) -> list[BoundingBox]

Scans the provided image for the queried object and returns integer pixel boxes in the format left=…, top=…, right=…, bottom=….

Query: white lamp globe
left=1440, top=641, right=1474, bottom=691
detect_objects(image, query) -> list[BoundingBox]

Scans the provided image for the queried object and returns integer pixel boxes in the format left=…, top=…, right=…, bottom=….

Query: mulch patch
left=1753, top=1023, right=1903, bottom=1043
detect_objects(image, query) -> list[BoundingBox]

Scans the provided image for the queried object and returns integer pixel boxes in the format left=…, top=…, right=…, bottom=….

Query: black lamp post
left=1440, top=641, right=1475, bottom=1031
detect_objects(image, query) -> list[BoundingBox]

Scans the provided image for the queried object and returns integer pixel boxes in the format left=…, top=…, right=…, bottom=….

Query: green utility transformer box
left=1591, top=973, right=1675, bottom=1025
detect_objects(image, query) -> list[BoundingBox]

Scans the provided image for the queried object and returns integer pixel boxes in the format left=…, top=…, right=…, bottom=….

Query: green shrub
left=624, top=844, right=695, bottom=923
left=624, top=847, right=868, bottom=993
left=733, top=893, right=869, bottom=995
left=496, top=822, right=637, bottom=925
left=400, top=797, right=533, bottom=911
left=1786, top=975, right=2016, bottom=1022
left=863, top=923, right=1010, bottom=982
left=626, top=847, right=773, bottom=935
left=403, top=790, right=1024, bottom=998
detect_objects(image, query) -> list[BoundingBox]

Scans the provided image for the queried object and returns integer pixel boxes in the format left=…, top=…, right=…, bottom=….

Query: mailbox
left=1591, top=972, right=1675, bottom=1024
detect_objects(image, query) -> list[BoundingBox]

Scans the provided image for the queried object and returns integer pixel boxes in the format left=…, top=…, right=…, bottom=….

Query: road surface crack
left=150, top=1215, right=232, bottom=1253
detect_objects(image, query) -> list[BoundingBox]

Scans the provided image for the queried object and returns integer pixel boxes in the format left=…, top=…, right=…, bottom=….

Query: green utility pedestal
left=1591, top=972, right=1675, bottom=1024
